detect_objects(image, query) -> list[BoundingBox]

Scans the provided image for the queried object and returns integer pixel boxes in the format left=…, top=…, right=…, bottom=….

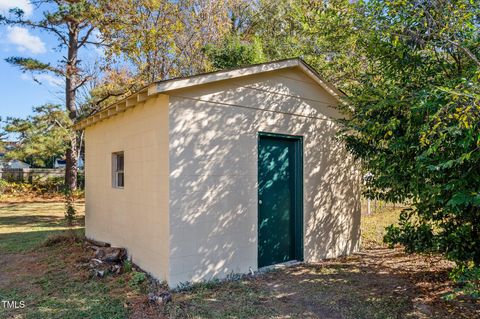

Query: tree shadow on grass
left=0, top=228, right=85, bottom=253
left=261, top=263, right=416, bottom=319
left=170, top=263, right=417, bottom=319
left=0, top=201, right=85, bottom=254
left=168, top=251, right=478, bottom=319
left=0, top=215, right=65, bottom=228
left=0, top=214, right=84, bottom=227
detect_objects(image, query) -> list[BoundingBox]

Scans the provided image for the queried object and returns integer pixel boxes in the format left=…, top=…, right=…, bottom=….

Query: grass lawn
left=0, top=201, right=478, bottom=318
left=0, top=202, right=84, bottom=253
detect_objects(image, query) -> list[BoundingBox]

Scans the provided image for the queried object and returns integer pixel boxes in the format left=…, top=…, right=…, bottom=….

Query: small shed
left=75, top=59, right=361, bottom=287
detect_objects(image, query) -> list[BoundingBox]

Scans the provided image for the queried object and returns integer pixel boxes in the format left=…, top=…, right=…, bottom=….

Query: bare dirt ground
left=163, top=248, right=479, bottom=319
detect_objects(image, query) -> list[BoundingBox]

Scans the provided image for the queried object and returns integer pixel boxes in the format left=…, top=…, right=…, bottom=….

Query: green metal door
left=258, top=133, right=303, bottom=268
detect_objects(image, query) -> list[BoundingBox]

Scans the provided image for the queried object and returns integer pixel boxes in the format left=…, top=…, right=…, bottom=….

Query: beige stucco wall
left=167, top=67, right=361, bottom=286
left=84, top=94, right=170, bottom=281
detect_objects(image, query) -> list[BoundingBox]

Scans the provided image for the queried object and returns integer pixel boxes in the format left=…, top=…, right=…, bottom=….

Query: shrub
left=0, top=178, right=9, bottom=193
left=0, top=180, right=33, bottom=195
left=0, top=177, right=84, bottom=198
left=31, top=176, right=65, bottom=194
left=64, top=190, right=77, bottom=226
left=447, top=264, right=480, bottom=300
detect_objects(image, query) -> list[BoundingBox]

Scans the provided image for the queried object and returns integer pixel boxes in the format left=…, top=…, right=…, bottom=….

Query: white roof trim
left=152, top=59, right=299, bottom=94
left=297, top=62, right=344, bottom=102
left=74, top=58, right=344, bottom=130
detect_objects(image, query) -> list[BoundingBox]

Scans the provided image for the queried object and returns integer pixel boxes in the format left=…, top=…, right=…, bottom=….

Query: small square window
left=112, top=152, right=124, bottom=188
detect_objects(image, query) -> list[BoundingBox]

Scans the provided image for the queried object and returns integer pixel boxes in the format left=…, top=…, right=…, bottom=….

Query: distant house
left=0, top=150, right=31, bottom=170
left=53, top=158, right=66, bottom=168
left=4, top=159, right=30, bottom=169
left=75, top=59, right=361, bottom=287
left=0, top=142, right=30, bottom=170
left=53, top=157, right=84, bottom=169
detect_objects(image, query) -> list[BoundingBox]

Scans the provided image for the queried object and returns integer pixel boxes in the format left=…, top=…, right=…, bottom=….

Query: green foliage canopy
left=204, top=35, right=265, bottom=69
left=2, top=104, right=72, bottom=168
left=339, top=0, right=480, bottom=265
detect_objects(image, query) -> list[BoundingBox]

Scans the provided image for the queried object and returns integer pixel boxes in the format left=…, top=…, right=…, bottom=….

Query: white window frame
left=112, top=151, right=124, bottom=188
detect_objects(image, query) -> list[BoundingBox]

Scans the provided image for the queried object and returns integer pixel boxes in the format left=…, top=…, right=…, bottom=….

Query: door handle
left=259, top=200, right=263, bottom=205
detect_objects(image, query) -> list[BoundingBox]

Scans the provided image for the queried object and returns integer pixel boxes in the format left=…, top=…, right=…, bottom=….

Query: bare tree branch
left=78, top=26, right=96, bottom=48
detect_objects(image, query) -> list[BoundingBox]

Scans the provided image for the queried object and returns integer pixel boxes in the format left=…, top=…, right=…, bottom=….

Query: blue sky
left=0, top=0, right=100, bottom=120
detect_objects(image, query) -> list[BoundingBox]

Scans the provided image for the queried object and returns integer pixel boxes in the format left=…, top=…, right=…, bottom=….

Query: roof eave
left=73, top=87, right=154, bottom=131
left=73, top=58, right=344, bottom=130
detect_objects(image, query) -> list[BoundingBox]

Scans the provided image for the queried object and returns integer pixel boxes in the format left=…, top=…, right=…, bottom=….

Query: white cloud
left=21, top=73, right=63, bottom=87
left=7, top=26, right=46, bottom=54
left=0, top=0, right=33, bottom=17
left=36, top=74, right=63, bottom=87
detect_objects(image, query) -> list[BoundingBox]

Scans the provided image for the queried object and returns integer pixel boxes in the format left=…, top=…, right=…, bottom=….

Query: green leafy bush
left=384, top=209, right=436, bottom=254
left=446, top=264, right=480, bottom=300
left=334, top=0, right=480, bottom=299
left=32, top=176, right=65, bottom=194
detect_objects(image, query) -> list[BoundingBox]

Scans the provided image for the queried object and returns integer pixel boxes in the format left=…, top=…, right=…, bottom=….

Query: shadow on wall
left=167, top=72, right=361, bottom=284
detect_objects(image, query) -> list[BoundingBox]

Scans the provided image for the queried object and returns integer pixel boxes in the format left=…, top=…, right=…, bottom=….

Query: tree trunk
left=65, top=25, right=79, bottom=191
left=65, top=141, right=78, bottom=191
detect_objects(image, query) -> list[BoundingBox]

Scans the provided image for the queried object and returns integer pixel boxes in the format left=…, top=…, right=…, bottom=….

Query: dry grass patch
left=361, top=203, right=404, bottom=248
